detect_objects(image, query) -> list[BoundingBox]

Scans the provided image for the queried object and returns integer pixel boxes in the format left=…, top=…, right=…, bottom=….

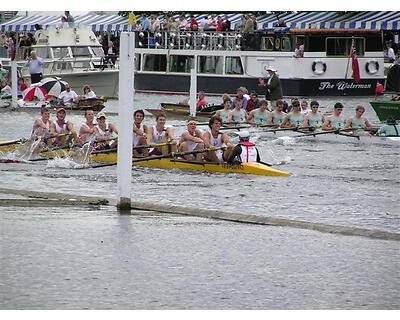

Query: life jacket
left=238, top=141, right=257, bottom=163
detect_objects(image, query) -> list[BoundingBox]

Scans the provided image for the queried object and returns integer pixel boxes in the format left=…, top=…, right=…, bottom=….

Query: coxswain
left=178, top=118, right=205, bottom=161
left=202, top=115, right=233, bottom=163
left=227, top=131, right=260, bottom=164
left=132, top=109, right=149, bottom=157
left=146, top=113, right=177, bottom=155
left=322, top=102, right=346, bottom=131
left=50, top=107, right=78, bottom=146
left=247, top=99, right=269, bottom=126
left=95, top=112, right=118, bottom=149
left=377, top=117, right=400, bottom=136
left=344, top=105, right=373, bottom=135
left=281, top=99, right=304, bottom=128
left=266, top=99, right=286, bottom=127
left=301, top=100, right=325, bottom=130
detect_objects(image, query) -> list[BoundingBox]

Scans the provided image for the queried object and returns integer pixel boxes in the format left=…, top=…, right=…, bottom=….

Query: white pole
left=117, top=32, right=135, bottom=211
left=189, top=67, right=197, bottom=117
left=11, top=61, right=18, bottom=109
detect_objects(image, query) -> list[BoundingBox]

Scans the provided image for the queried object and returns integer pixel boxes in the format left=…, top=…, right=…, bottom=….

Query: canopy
left=260, top=11, right=340, bottom=29
left=0, top=14, right=133, bottom=33
left=314, top=11, right=400, bottom=30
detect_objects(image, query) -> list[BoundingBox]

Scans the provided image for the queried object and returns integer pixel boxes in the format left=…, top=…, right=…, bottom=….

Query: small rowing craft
left=146, top=102, right=223, bottom=119
left=89, top=151, right=290, bottom=176
left=369, top=99, right=400, bottom=122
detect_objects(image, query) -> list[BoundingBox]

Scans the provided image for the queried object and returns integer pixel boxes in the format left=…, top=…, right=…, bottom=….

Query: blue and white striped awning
left=315, top=11, right=400, bottom=30
left=0, top=14, right=133, bottom=32
left=260, top=11, right=340, bottom=29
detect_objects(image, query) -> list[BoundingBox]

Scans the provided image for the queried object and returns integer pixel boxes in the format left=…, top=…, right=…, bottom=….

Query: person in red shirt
left=196, top=91, right=208, bottom=111
left=189, top=15, right=198, bottom=31
left=18, top=77, right=28, bottom=95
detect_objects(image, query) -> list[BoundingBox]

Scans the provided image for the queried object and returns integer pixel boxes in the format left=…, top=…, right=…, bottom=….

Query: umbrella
left=39, top=77, right=69, bottom=97
left=22, top=84, right=47, bottom=101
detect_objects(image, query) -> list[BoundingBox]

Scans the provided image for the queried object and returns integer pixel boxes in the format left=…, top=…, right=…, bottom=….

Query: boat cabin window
left=281, top=36, right=291, bottom=51
left=135, top=54, right=141, bottom=71
left=52, top=47, right=71, bottom=59
left=71, top=46, right=91, bottom=58
left=326, top=37, right=365, bottom=57
left=143, top=54, right=167, bottom=72
left=35, top=47, right=51, bottom=59
left=261, top=36, right=274, bottom=51
left=197, top=56, right=223, bottom=74
left=169, top=55, right=194, bottom=73
left=91, top=47, right=105, bottom=57
left=225, top=57, right=243, bottom=75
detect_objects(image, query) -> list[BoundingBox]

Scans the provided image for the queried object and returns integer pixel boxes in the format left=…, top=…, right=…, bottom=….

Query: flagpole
left=345, top=38, right=353, bottom=79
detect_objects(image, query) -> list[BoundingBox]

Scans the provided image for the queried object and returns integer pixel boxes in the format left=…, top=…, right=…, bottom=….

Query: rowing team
left=30, top=107, right=260, bottom=164
left=216, top=98, right=400, bottom=137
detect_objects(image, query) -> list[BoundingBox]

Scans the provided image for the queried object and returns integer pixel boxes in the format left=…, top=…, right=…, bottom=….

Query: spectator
left=64, top=11, right=75, bottom=28
left=149, top=14, right=161, bottom=33
left=17, top=77, right=28, bottom=95
left=258, top=66, right=283, bottom=109
left=141, top=15, right=150, bottom=32
left=104, top=41, right=118, bottom=66
left=216, top=16, right=223, bottom=32
left=189, top=15, right=199, bottom=31
left=196, top=91, right=208, bottom=111
left=294, top=41, right=304, bottom=58
left=19, top=34, right=32, bottom=59
left=0, top=80, right=11, bottom=96
left=222, top=15, right=231, bottom=32
left=58, top=84, right=78, bottom=105
left=178, top=14, right=188, bottom=31
left=274, top=18, right=287, bottom=27
left=243, top=14, right=254, bottom=34
left=26, top=50, right=44, bottom=84
left=246, top=91, right=260, bottom=112
left=386, top=41, right=396, bottom=63
left=0, top=62, right=9, bottom=82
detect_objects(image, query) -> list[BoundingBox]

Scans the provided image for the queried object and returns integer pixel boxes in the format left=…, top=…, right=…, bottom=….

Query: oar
left=262, top=126, right=316, bottom=133
left=87, top=146, right=226, bottom=169
left=219, top=125, right=251, bottom=131
left=0, top=138, right=26, bottom=147
left=289, top=127, right=359, bottom=139
left=90, top=141, right=174, bottom=156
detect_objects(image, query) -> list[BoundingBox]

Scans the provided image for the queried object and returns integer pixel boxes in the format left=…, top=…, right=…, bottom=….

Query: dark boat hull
left=135, top=73, right=382, bottom=97
left=369, top=100, right=400, bottom=121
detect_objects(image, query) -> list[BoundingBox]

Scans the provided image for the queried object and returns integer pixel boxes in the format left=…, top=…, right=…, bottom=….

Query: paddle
left=0, top=138, right=26, bottom=147
left=87, top=146, right=226, bottom=169
left=288, top=127, right=359, bottom=139
left=219, top=125, right=251, bottom=131
left=262, top=126, right=316, bottom=133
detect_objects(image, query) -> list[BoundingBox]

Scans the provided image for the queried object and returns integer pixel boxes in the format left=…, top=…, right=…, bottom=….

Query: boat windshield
left=71, top=46, right=91, bottom=58
left=91, top=47, right=105, bottom=57
left=52, top=47, right=71, bottom=59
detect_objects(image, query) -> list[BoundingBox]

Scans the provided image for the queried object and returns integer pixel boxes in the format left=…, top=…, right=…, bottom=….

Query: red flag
left=351, top=42, right=361, bottom=83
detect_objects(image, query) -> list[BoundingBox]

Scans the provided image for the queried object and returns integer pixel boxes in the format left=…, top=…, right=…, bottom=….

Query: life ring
left=365, top=59, right=379, bottom=74
left=312, top=59, right=327, bottom=75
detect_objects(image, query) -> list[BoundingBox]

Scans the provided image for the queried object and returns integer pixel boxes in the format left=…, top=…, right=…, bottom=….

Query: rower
left=227, top=131, right=260, bottom=164
left=95, top=112, right=118, bottom=149
left=344, top=105, right=373, bottom=135
left=78, top=108, right=101, bottom=144
left=50, top=107, right=78, bottom=146
left=322, top=102, right=345, bottom=131
left=146, top=113, right=177, bottom=155
left=231, top=97, right=247, bottom=124
left=31, top=107, right=54, bottom=147
left=247, top=99, right=269, bottom=126
left=301, top=100, right=325, bottom=130
left=132, top=109, right=149, bottom=157
left=178, top=118, right=205, bottom=161
left=266, top=99, right=286, bottom=127
left=214, top=95, right=233, bottom=124
left=202, top=115, right=233, bottom=163
left=281, top=99, right=304, bottom=128
left=377, top=117, right=400, bottom=137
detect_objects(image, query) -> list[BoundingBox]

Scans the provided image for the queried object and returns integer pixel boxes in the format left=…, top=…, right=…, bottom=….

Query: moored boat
left=146, top=102, right=222, bottom=119
left=369, top=100, right=400, bottom=121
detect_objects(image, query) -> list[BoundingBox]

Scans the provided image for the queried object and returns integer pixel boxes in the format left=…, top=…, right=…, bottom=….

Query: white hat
left=237, top=131, right=250, bottom=141
left=96, top=112, right=106, bottom=119
left=266, top=66, right=277, bottom=72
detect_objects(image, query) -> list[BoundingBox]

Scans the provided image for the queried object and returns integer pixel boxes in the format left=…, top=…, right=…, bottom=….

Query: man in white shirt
left=26, top=51, right=44, bottom=84
left=58, top=84, right=78, bottom=105
left=386, top=41, right=396, bottom=63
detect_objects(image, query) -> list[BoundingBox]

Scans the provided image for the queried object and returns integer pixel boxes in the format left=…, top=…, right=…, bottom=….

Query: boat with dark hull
left=370, top=99, right=400, bottom=121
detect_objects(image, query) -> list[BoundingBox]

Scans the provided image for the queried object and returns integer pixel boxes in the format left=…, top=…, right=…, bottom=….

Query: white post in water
left=189, top=68, right=197, bottom=117
left=117, top=32, right=135, bottom=211
left=11, top=61, right=18, bottom=109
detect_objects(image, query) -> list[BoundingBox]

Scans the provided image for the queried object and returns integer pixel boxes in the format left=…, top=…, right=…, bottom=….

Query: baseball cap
left=56, top=107, right=66, bottom=114
left=237, top=131, right=250, bottom=141
left=96, top=112, right=106, bottom=119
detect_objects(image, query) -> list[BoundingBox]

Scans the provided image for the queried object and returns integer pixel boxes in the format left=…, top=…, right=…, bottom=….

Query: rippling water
left=0, top=93, right=399, bottom=309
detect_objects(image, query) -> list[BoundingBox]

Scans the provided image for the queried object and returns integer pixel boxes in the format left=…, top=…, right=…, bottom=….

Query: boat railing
left=136, top=31, right=244, bottom=51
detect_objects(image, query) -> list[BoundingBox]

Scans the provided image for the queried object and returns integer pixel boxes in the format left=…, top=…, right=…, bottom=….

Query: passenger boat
left=146, top=102, right=222, bottom=119
left=89, top=151, right=291, bottom=176
left=369, top=99, right=400, bottom=121
left=134, top=28, right=384, bottom=96
left=0, top=27, right=119, bottom=98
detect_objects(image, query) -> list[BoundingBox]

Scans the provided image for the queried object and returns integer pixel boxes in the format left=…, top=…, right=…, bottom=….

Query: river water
left=0, top=93, right=399, bottom=309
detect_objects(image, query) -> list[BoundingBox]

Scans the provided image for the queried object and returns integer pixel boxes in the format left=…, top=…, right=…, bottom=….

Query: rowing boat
left=146, top=102, right=223, bottom=120
left=89, top=151, right=290, bottom=176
